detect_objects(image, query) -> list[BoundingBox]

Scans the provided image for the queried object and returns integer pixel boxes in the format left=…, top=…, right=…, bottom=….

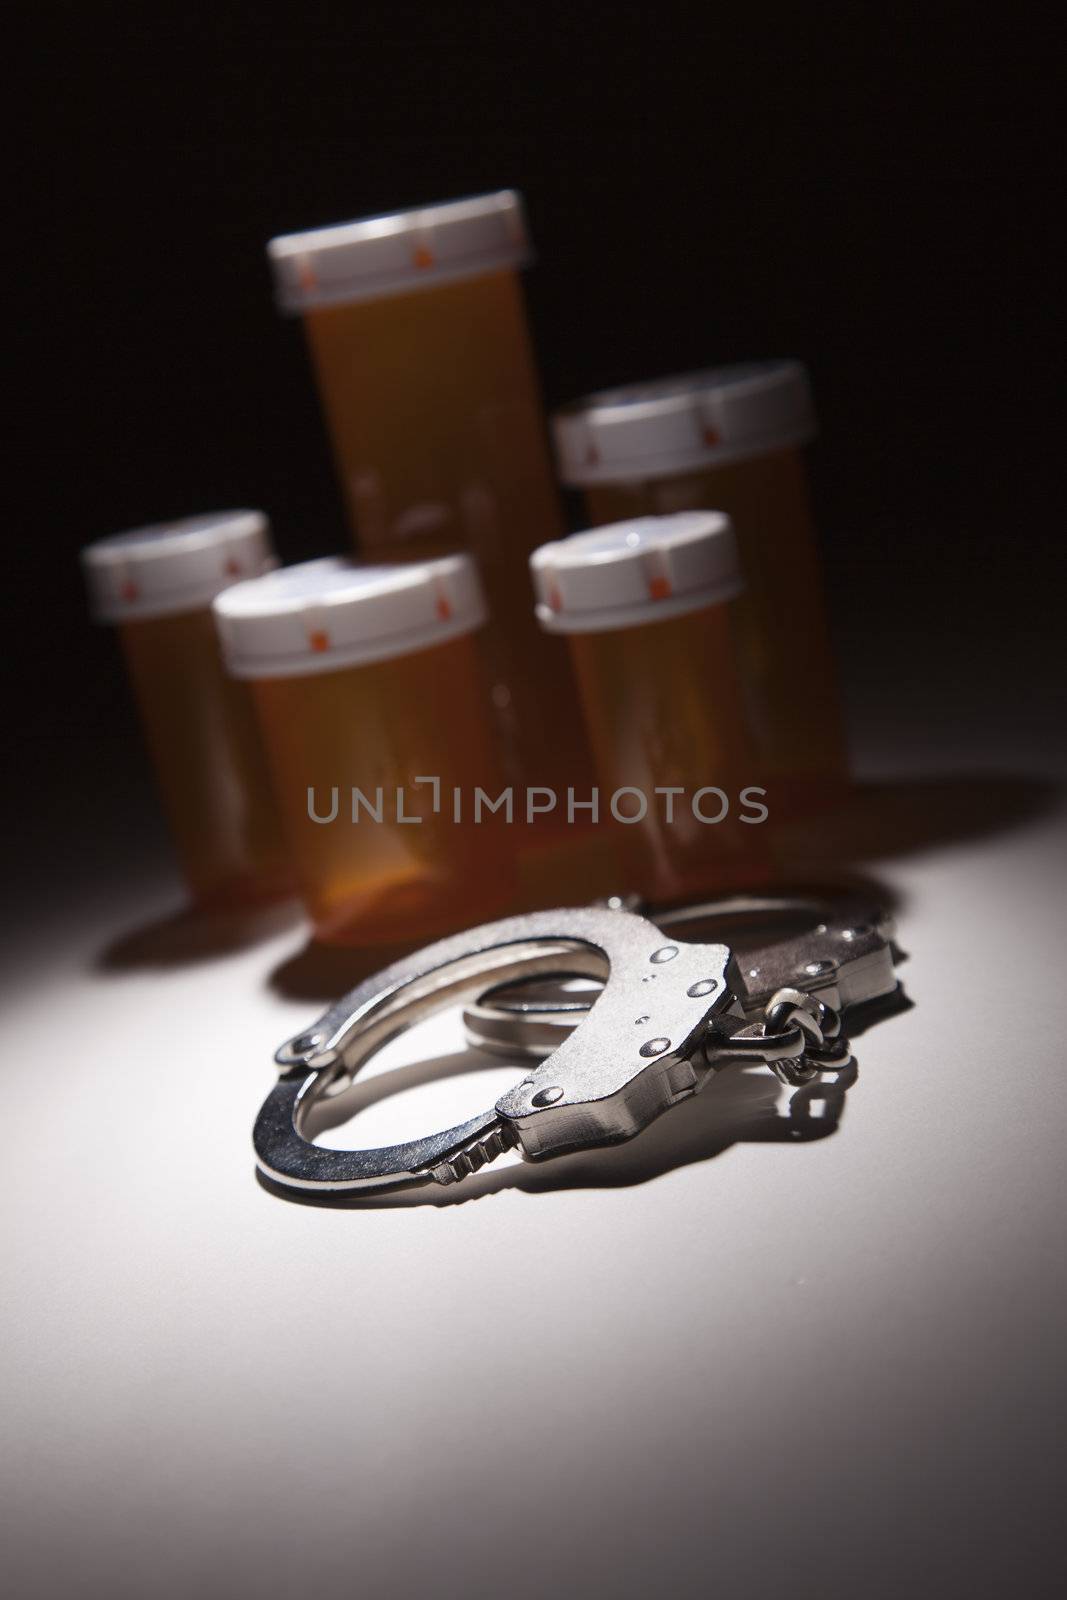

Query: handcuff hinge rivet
left=640, top=1037, right=672, bottom=1057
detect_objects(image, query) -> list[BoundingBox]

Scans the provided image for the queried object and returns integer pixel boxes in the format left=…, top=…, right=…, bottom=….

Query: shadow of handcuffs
left=253, top=891, right=909, bottom=1205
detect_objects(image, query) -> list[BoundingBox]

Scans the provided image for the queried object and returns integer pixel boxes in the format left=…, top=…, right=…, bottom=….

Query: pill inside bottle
left=81, top=511, right=291, bottom=908
left=213, top=553, right=516, bottom=947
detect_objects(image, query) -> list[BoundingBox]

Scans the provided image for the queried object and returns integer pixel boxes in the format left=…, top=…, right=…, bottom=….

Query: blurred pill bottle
left=552, top=362, right=847, bottom=811
left=81, top=512, right=291, bottom=907
left=530, top=513, right=767, bottom=904
left=213, top=554, right=515, bottom=947
left=266, top=191, right=594, bottom=847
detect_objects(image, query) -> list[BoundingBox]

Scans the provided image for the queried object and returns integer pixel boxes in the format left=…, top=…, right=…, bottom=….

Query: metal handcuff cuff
left=255, top=892, right=899, bottom=1196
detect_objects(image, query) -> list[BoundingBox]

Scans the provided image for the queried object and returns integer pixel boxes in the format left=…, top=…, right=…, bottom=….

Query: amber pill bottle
left=553, top=362, right=847, bottom=812
left=266, top=192, right=594, bottom=884
left=530, top=513, right=767, bottom=904
left=81, top=512, right=290, bottom=907
left=214, top=553, right=515, bottom=947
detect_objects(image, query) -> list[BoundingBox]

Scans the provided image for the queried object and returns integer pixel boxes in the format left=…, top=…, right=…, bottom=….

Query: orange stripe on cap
left=309, top=630, right=330, bottom=652
left=413, top=244, right=435, bottom=270
left=648, top=575, right=672, bottom=601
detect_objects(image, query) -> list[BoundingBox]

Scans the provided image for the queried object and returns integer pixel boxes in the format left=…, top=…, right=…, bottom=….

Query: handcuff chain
left=706, top=987, right=852, bottom=1086
left=430, top=989, right=853, bottom=1186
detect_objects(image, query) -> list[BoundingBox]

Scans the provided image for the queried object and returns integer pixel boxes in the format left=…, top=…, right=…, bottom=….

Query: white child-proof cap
left=552, top=360, right=817, bottom=485
left=82, top=511, right=275, bottom=624
left=531, top=512, right=742, bottom=634
left=267, top=190, right=530, bottom=313
left=213, top=553, right=487, bottom=679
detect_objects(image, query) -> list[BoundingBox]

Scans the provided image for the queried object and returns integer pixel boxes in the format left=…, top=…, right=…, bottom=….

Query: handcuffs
left=255, top=891, right=901, bottom=1196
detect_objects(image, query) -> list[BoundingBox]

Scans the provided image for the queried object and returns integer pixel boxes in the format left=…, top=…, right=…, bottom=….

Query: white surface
left=552, top=359, right=817, bottom=484
left=267, top=189, right=528, bottom=312
left=82, top=511, right=274, bottom=623
left=3, top=757, right=1065, bottom=1597
left=531, top=512, right=742, bottom=633
left=214, top=552, right=486, bottom=678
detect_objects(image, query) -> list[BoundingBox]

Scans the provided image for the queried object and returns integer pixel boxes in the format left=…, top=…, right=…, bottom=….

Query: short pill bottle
left=530, top=513, right=768, bottom=904
left=81, top=512, right=291, bottom=907
left=213, top=554, right=514, bottom=947
left=552, top=362, right=847, bottom=809
left=266, top=191, right=592, bottom=819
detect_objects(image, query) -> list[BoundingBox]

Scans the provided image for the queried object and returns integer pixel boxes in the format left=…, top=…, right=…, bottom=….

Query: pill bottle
left=266, top=191, right=594, bottom=843
left=552, top=362, right=847, bottom=809
left=214, top=554, right=515, bottom=947
left=81, top=512, right=291, bottom=907
left=530, top=513, right=767, bottom=904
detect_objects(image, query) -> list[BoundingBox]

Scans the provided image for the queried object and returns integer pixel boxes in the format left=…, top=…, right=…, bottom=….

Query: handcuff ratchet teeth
left=255, top=895, right=899, bottom=1198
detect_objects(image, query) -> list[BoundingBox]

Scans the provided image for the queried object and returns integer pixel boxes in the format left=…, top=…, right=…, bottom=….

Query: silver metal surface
left=255, top=899, right=868, bottom=1199
left=462, top=892, right=897, bottom=1060
left=255, top=905, right=734, bottom=1194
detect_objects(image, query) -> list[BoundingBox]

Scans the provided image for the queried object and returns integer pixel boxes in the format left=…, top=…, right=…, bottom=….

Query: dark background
left=8, top=1, right=1064, bottom=773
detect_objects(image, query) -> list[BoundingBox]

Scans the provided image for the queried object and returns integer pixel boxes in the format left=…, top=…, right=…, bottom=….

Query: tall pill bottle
left=530, top=513, right=766, bottom=903
left=81, top=512, right=290, bottom=907
left=266, top=192, right=593, bottom=838
left=552, top=362, right=847, bottom=809
left=213, top=554, right=514, bottom=947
